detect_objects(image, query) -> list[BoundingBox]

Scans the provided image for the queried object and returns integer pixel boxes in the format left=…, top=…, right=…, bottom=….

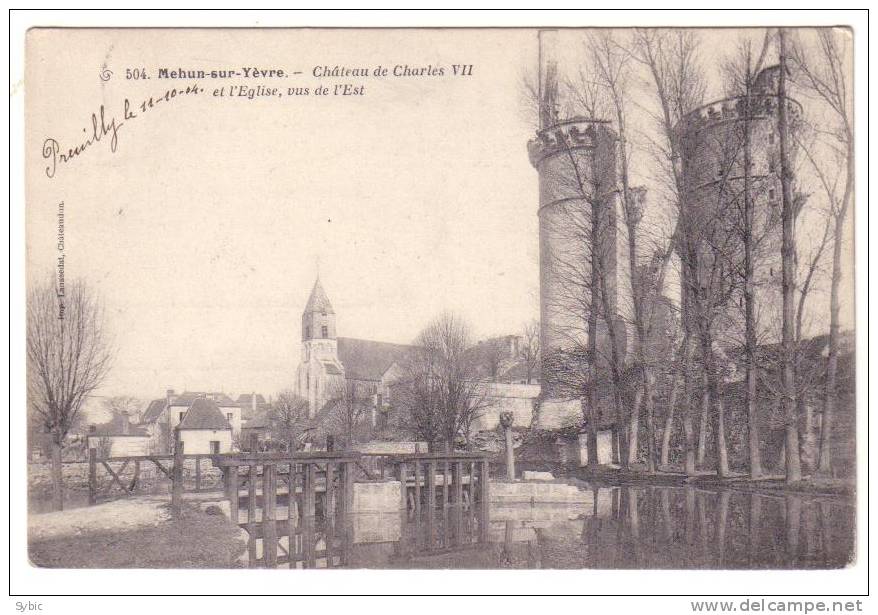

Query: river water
left=271, top=483, right=854, bottom=570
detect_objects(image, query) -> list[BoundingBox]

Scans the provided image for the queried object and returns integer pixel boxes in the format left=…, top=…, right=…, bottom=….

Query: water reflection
left=336, top=487, right=855, bottom=569
left=242, top=484, right=854, bottom=569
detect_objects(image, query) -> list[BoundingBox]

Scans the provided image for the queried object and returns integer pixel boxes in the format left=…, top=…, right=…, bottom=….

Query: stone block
left=352, top=480, right=402, bottom=513
left=522, top=470, right=555, bottom=481
left=351, top=512, right=401, bottom=544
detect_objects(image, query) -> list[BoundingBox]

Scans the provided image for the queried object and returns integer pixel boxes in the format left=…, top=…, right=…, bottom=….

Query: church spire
left=302, top=277, right=336, bottom=341
left=304, top=276, right=335, bottom=315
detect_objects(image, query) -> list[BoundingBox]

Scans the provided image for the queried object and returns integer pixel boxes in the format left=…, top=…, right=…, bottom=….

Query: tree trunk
left=778, top=30, right=802, bottom=483
left=818, top=213, right=844, bottom=476
left=742, top=79, right=763, bottom=479
left=696, top=385, right=708, bottom=467
left=715, top=383, right=730, bottom=478
left=746, top=356, right=763, bottom=478
left=628, top=387, right=643, bottom=466
left=610, top=421, right=622, bottom=463
left=702, top=343, right=730, bottom=478
left=660, top=375, right=679, bottom=468
left=679, top=284, right=697, bottom=477
left=799, top=397, right=817, bottom=473
left=643, top=371, right=657, bottom=474
left=587, top=404, right=600, bottom=467
left=51, top=439, right=64, bottom=511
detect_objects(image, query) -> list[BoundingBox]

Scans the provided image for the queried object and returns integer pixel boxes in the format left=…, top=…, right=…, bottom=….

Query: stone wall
left=472, top=382, right=541, bottom=431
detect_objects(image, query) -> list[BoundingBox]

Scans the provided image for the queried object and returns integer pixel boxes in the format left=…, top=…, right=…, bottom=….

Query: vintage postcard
left=20, top=20, right=862, bottom=592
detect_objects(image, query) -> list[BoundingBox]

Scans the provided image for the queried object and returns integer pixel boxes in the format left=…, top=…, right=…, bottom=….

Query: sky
left=25, top=28, right=854, bottom=405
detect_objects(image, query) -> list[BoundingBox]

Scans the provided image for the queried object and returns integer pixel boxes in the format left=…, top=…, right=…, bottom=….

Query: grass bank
left=29, top=502, right=245, bottom=568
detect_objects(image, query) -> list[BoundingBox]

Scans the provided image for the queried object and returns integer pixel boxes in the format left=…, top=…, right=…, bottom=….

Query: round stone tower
left=676, top=64, right=803, bottom=339
left=528, top=117, right=620, bottom=399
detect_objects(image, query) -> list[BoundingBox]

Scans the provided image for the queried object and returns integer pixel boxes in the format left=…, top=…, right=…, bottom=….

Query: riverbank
left=28, top=496, right=245, bottom=568
left=564, top=464, right=855, bottom=500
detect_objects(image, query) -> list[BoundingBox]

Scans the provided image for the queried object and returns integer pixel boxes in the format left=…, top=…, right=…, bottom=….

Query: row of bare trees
left=536, top=27, right=852, bottom=482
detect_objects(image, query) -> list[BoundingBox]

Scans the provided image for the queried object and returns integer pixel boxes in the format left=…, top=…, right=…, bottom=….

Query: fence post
left=413, top=460, right=422, bottom=516
left=453, top=461, right=463, bottom=506
left=131, top=459, right=141, bottom=492
left=479, top=458, right=490, bottom=542
left=443, top=460, right=450, bottom=508
left=172, top=429, right=183, bottom=517
left=325, top=461, right=335, bottom=517
left=88, top=447, right=97, bottom=505
left=303, top=462, right=315, bottom=518
left=228, top=465, right=239, bottom=524
left=263, top=464, right=278, bottom=568
left=344, top=459, right=355, bottom=516
left=427, top=460, right=437, bottom=511
left=398, top=461, right=407, bottom=511
left=195, top=456, right=201, bottom=492
left=500, top=412, right=515, bottom=480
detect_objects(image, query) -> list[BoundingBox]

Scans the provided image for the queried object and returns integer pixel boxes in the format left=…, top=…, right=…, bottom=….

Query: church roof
left=322, top=362, right=343, bottom=376
left=178, top=398, right=232, bottom=430
left=337, top=337, right=414, bottom=382
left=304, top=278, right=334, bottom=314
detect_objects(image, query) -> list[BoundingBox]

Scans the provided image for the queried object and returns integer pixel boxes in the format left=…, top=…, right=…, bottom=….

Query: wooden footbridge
left=82, top=446, right=494, bottom=568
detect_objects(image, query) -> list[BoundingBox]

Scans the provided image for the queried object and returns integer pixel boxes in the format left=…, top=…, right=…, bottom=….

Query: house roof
left=242, top=416, right=270, bottom=430
left=304, top=278, right=334, bottom=314
left=91, top=414, right=149, bottom=437
left=498, top=359, right=538, bottom=383
left=337, top=337, right=415, bottom=382
left=178, top=398, right=232, bottom=430
left=170, top=391, right=237, bottom=407
left=236, top=393, right=267, bottom=406
left=141, top=399, right=166, bottom=424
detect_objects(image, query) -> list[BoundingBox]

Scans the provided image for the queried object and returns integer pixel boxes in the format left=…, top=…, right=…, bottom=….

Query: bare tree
left=326, top=379, right=372, bottom=447
left=777, top=29, right=803, bottom=482
left=632, top=28, right=707, bottom=476
left=790, top=27, right=854, bottom=477
left=589, top=31, right=682, bottom=473
left=519, top=320, right=541, bottom=384
left=394, top=312, right=487, bottom=451
left=27, top=277, right=113, bottom=510
left=475, top=337, right=510, bottom=382
left=268, top=389, right=309, bottom=452
left=719, top=31, right=774, bottom=479
left=102, top=395, right=143, bottom=424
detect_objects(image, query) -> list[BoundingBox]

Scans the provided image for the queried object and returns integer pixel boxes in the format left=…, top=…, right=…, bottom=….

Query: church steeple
left=302, top=277, right=336, bottom=341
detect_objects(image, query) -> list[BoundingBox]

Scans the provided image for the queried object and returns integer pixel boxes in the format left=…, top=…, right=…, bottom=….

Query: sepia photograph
left=11, top=9, right=867, bottom=604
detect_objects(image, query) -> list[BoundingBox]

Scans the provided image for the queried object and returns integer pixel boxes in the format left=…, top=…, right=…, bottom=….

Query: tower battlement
left=679, top=94, right=803, bottom=135
left=527, top=117, right=614, bottom=167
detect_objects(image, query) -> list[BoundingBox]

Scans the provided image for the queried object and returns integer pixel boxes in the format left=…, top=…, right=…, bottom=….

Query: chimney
left=538, top=29, right=559, bottom=129
left=251, top=391, right=257, bottom=414
left=120, top=411, right=130, bottom=435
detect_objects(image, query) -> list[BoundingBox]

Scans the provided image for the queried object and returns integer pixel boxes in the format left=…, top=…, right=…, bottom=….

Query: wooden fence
left=211, top=452, right=360, bottom=568
left=362, top=452, right=491, bottom=513
left=86, top=448, right=219, bottom=505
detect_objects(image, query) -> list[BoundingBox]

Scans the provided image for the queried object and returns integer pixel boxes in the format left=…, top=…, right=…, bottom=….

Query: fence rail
left=85, top=448, right=224, bottom=504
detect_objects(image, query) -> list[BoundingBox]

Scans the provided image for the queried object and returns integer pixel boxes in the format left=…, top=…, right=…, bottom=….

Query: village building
left=86, top=411, right=151, bottom=457
left=236, top=392, right=270, bottom=421
left=140, top=390, right=242, bottom=453
left=240, top=415, right=271, bottom=450
left=175, top=397, right=234, bottom=454
left=293, top=277, right=545, bottom=438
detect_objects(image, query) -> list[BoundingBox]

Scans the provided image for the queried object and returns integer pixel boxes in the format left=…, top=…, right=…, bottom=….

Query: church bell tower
left=296, top=277, right=343, bottom=416
left=301, top=276, right=338, bottom=362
